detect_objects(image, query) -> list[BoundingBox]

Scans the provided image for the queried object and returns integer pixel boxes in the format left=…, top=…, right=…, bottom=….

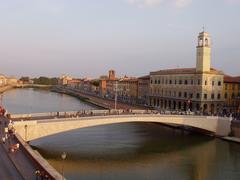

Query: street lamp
left=61, top=152, right=67, bottom=180
left=114, top=81, right=118, bottom=110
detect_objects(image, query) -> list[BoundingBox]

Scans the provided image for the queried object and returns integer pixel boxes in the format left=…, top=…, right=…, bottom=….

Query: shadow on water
left=30, top=122, right=240, bottom=180
left=31, top=122, right=213, bottom=161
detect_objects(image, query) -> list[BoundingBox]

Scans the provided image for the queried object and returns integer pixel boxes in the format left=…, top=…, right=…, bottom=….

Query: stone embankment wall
left=15, top=134, right=63, bottom=180
left=231, top=120, right=240, bottom=137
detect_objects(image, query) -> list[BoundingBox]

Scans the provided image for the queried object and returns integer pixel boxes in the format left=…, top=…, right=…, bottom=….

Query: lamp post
left=114, top=81, right=118, bottom=110
left=61, top=152, right=67, bottom=180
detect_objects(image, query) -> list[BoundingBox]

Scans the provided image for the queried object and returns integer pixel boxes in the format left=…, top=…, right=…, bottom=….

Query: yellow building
left=223, top=76, right=240, bottom=113
left=7, top=77, right=18, bottom=85
left=149, top=31, right=224, bottom=114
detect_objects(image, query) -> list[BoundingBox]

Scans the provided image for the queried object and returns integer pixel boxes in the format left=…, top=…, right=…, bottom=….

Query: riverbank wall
left=15, top=134, right=63, bottom=180
left=51, top=86, right=146, bottom=110
left=14, top=84, right=53, bottom=89
left=231, top=120, right=240, bottom=138
left=51, top=87, right=110, bottom=109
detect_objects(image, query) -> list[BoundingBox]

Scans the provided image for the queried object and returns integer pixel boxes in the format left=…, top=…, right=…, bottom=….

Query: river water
left=2, top=88, right=240, bottom=180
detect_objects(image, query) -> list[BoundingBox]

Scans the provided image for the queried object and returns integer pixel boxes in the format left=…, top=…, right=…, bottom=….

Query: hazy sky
left=0, top=0, right=239, bottom=78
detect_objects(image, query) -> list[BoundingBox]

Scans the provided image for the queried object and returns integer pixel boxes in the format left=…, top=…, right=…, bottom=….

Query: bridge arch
left=13, top=115, right=231, bottom=141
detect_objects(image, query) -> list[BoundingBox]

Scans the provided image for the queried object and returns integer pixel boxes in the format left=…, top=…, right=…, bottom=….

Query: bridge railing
left=10, top=109, right=153, bottom=119
left=11, top=109, right=229, bottom=121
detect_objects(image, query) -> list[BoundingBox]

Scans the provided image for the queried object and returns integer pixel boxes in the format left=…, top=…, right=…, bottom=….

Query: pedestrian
left=2, top=137, right=5, bottom=144
left=35, top=169, right=41, bottom=180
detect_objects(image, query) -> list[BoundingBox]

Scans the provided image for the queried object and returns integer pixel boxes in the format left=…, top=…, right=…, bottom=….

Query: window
left=155, top=80, right=157, bottom=84
left=233, top=84, right=236, bottom=90
left=158, top=80, right=160, bottom=84
left=175, top=80, right=177, bottom=84
left=189, top=93, right=193, bottom=98
left=225, top=93, right=228, bottom=99
left=198, top=79, right=201, bottom=85
left=225, top=84, right=228, bottom=90
left=179, top=92, right=182, bottom=97
left=191, top=80, right=194, bottom=85
left=179, top=80, right=182, bottom=84
left=165, top=80, right=168, bottom=84
left=150, top=80, right=153, bottom=84
left=211, top=93, right=215, bottom=99
left=218, top=81, right=222, bottom=86
left=196, top=93, right=200, bottom=99
left=205, top=80, right=207, bottom=85
left=232, top=93, right=235, bottom=98
left=212, top=81, right=215, bottom=86
left=184, top=92, right=187, bottom=98
left=217, top=93, right=221, bottom=99
left=184, top=80, right=188, bottom=85
left=204, top=94, right=207, bottom=99
left=169, top=80, right=172, bottom=84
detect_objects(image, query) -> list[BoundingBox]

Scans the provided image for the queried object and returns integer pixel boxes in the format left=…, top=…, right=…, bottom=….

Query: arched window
left=199, top=38, right=203, bottom=46
left=205, top=38, right=208, bottom=46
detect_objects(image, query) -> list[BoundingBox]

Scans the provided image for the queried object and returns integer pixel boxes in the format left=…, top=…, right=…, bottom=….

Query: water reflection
left=31, top=123, right=240, bottom=180
left=2, top=88, right=96, bottom=114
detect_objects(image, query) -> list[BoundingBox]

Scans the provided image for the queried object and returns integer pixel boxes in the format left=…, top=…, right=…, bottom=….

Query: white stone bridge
left=11, top=110, right=231, bottom=141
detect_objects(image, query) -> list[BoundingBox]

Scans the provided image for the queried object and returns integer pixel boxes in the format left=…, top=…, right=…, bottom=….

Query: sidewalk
left=0, top=116, right=43, bottom=179
left=221, top=136, right=240, bottom=144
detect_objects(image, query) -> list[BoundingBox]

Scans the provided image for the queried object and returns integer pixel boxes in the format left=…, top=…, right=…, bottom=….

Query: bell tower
left=196, top=31, right=211, bottom=72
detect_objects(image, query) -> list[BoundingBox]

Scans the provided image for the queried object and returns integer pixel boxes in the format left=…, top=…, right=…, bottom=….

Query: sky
left=0, top=0, right=239, bottom=78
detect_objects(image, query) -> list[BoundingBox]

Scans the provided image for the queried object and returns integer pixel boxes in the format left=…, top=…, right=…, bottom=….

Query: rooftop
left=224, top=75, right=240, bottom=83
left=150, top=67, right=223, bottom=75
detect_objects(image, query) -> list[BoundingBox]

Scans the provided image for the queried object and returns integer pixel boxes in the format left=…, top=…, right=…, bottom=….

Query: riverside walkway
left=0, top=116, right=62, bottom=180
left=0, top=116, right=36, bottom=179
left=52, top=86, right=145, bottom=110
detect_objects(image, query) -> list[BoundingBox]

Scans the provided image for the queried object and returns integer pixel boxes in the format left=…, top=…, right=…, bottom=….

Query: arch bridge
left=12, top=112, right=231, bottom=141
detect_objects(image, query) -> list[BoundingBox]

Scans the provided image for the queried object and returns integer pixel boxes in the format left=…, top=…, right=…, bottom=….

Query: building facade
left=137, top=75, right=150, bottom=105
left=0, top=75, right=7, bottom=87
left=99, top=70, right=117, bottom=98
left=223, top=76, right=240, bottom=113
left=149, top=31, right=224, bottom=114
left=58, top=75, right=73, bottom=86
left=118, top=77, right=138, bottom=104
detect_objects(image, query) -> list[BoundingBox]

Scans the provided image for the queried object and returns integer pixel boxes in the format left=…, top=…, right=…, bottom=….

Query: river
left=2, top=88, right=240, bottom=180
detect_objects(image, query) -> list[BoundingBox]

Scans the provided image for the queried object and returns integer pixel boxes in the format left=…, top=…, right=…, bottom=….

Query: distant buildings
left=118, top=76, right=138, bottom=104
left=0, top=74, right=18, bottom=86
left=0, top=75, right=7, bottom=87
left=99, top=70, right=117, bottom=98
left=58, top=75, right=73, bottom=86
left=137, top=75, right=150, bottom=105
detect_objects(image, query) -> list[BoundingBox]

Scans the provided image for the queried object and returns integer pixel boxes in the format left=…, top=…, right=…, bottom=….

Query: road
left=56, top=86, right=146, bottom=110
left=0, top=116, right=51, bottom=180
left=0, top=143, right=24, bottom=180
